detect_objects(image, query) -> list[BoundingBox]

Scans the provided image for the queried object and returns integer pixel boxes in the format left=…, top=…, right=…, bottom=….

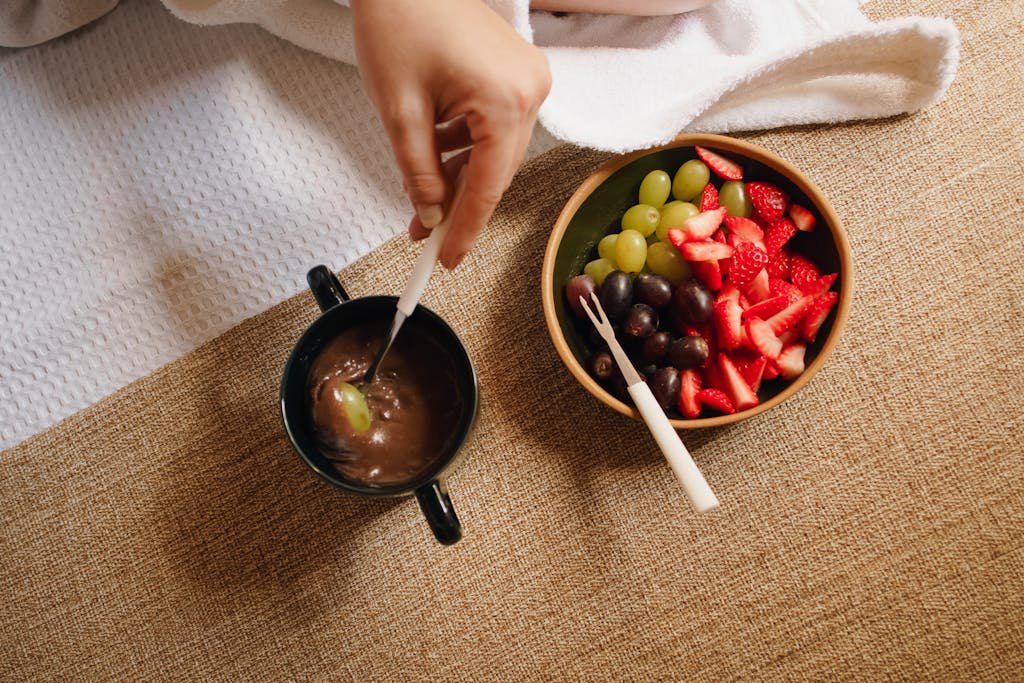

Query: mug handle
left=416, top=481, right=461, bottom=545
left=307, top=265, right=350, bottom=313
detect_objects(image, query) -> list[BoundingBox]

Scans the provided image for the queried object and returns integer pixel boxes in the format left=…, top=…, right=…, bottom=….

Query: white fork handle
left=628, top=382, right=720, bottom=513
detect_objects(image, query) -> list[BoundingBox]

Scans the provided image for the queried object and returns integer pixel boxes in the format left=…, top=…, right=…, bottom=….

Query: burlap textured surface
left=3, top=0, right=1024, bottom=679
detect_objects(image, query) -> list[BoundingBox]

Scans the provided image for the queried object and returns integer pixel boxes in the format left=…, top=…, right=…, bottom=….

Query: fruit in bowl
left=541, top=134, right=851, bottom=429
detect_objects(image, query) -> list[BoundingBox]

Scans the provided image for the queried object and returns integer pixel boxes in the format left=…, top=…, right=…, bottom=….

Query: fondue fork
left=364, top=172, right=467, bottom=384
left=579, top=292, right=720, bottom=513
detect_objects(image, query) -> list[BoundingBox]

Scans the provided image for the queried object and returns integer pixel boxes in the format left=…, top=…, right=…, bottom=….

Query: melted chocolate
left=307, top=320, right=465, bottom=487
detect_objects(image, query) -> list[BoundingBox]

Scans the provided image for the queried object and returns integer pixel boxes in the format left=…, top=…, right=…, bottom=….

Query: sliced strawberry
left=776, top=343, right=807, bottom=380
left=678, top=369, right=703, bottom=419
left=762, top=361, right=780, bottom=380
left=723, top=216, right=764, bottom=243
left=667, top=228, right=686, bottom=251
left=679, top=207, right=728, bottom=242
left=738, top=292, right=752, bottom=309
left=718, top=353, right=759, bottom=410
left=713, top=298, right=745, bottom=351
left=695, top=146, right=744, bottom=181
left=787, top=203, right=816, bottom=232
left=715, top=283, right=741, bottom=305
left=742, top=295, right=790, bottom=321
left=691, top=259, right=723, bottom=290
left=764, top=218, right=797, bottom=254
left=766, top=250, right=791, bottom=280
left=747, top=181, right=788, bottom=222
left=695, top=388, right=735, bottom=415
left=800, top=272, right=838, bottom=297
left=680, top=240, right=732, bottom=262
left=739, top=355, right=768, bottom=392
left=800, top=291, right=839, bottom=342
left=790, top=254, right=822, bottom=291
left=745, top=317, right=783, bottom=359
left=712, top=229, right=730, bottom=274
left=778, top=328, right=800, bottom=346
left=742, top=269, right=771, bottom=303
left=727, top=241, right=768, bottom=287
left=769, top=277, right=804, bottom=302
left=699, top=183, right=719, bottom=211
left=765, top=295, right=814, bottom=335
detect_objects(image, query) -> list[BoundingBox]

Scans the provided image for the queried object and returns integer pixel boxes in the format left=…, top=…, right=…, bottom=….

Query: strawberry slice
left=778, top=328, right=800, bottom=346
left=678, top=207, right=728, bottom=242
left=718, top=353, right=759, bottom=410
left=787, top=203, right=816, bottom=232
left=764, top=218, right=797, bottom=254
left=713, top=298, right=745, bottom=351
left=712, top=229, right=731, bottom=275
left=776, top=343, right=807, bottom=380
left=699, top=183, right=720, bottom=211
left=800, top=272, right=838, bottom=297
left=742, top=269, right=771, bottom=304
left=745, top=317, right=783, bottom=359
left=728, top=241, right=768, bottom=287
left=790, top=254, right=822, bottom=291
left=680, top=240, right=732, bottom=262
left=742, top=294, right=790, bottom=321
left=762, top=361, right=780, bottom=380
left=747, top=181, right=788, bottom=222
left=715, top=283, right=742, bottom=305
left=678, top=369, right=703, bottom=419
left=766, top=249, right=791, bottom=279
left=695, top=146, right=744, bottom=181
left=765, top=295, right=814, bottom=335
left=691, top=259, right=723, bottom=290
left=769, top=277, right=804, bottom=302
left=695, top=388, right=735, bottom=415
left=739, top=355, right=768, bottom=392
left=801, top=291, right=839, bottom=342
left=723, top=216, right=764, bottom=243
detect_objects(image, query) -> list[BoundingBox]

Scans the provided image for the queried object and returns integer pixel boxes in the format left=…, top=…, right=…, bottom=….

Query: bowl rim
left=540, top=133, right=853, bottom=429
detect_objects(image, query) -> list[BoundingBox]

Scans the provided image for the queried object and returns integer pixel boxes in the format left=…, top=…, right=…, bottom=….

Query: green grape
left=621, top=204, right=660, bottom=237
left=597, top=234, right=619, bottom=262
left=336, top=382, right=371, bottom=433
left=638, top=170, right=671, bottom=208
left=672, top=159, right=710, bottom=201
left=646, top=242, right=691, bottom=284
left=614, top=229, right=648, bottom=273
left=720, top=180, right=752, bottom=217
left=584, top=258, right=616, bottom=285
left=656, top=201, right=699, bottom=242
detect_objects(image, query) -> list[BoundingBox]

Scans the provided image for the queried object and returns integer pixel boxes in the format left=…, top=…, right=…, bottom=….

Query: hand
left=351, top=0, right=551, bottom=268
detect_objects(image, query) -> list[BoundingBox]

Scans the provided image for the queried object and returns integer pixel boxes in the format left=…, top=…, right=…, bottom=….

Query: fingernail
left=417, top=204, right=443, bottom=229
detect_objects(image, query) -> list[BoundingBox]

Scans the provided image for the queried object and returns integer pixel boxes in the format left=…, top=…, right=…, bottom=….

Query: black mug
left=280, top=265, right=479, bottom=545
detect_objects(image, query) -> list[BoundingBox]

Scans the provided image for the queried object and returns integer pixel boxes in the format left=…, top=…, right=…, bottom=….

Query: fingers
left=384, top=98, right=448, bottom=229
left=408, top=150, right=470, bottom=241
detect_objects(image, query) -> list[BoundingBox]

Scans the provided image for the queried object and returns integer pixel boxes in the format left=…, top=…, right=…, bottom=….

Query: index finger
left=438, top=122, right=520, bottom=269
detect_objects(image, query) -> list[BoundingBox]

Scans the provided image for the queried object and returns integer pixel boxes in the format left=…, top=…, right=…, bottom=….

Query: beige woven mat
left=4, top=1, right=1024, bottom=680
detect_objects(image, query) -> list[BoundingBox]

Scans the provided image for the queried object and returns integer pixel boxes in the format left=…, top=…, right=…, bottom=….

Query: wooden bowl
left=541, top=134, right=852, bottom=428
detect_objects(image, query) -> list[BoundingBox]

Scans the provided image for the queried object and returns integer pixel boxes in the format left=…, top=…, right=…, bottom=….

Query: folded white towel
left=161, top=0, right=959, bottom=151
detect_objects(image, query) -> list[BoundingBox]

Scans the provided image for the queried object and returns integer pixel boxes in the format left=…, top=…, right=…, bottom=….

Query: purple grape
left=599, top=271, right=633, bottom=321
left=565, top=274, right=597, bottom=319
left=642, top=331, right=671, bottom=363
left=623, top=303, right=658, bottom=339
left=649, top=367, right=681, bottom=410
left=634, top=273, right=673, bottom=309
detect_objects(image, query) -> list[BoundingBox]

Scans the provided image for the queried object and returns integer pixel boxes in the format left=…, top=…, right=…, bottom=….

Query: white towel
left=161, top=0, right=959, bottom=151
